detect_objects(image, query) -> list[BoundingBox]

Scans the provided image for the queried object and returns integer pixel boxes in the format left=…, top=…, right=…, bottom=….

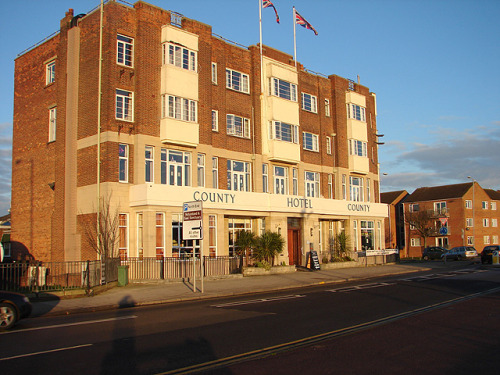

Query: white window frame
left=305, top=171, right=320, bottom=198
left=197, top=153, right=205, bottom=187
left=227, top=160, right=251, bottom=192
left=467, top=236, right=474, bottom=245
left=491, top=202, right=497, bottom=210
left=228, top=218, right=252, bottom=257
left=226, top=68, right=249, bottom=93
left=484, top=236, right=490, bottom=245
left=270, top=121, right=299, bottom=144
left=273, top=166, right=289, bottom=195
left=328, top=174, right=333, bottom=199
left=326, top=136, right=332, bottom=155
left=46, top=60, right=55, bottom=85
left=163, top=42, right=197, bottom=72
left=271, top=77, right=297, bottom=101
left=342, top=174, right=347, bottom=200
left=325, top=98, right=331, bottom=117
left=156, top=212, right=165, bottom=258
left=301, top=92, right=317, bottom=113
left=167, top=150, right=191, bottom=187
left=350, top=176, right=364, bottom=202
left=466, top=218, right=473, bottom=227
left=212, top=110, right=218, bottom=131
left=482, top=201, right=488, bottom=209
left=349, top=139, right=368, bottom=157
left=211, top=62, right=217, bottom=84
left=117, top=34, right=134, bottom=67
left=410, top=237, right=421, bottom=247
left=367, top=178, right=371, bottom=202
left=434, top=201, right=447, bottom=215
left=292, top=168, right=298, bottom=196
left=303, top=132, right=319, bottom=152
left=227, top=114, right=250, bottom=139
left=347, top=103, right=366, bottom=122
left=212, top=157, right=218, bottom=189
left=162, top=95, right=197, bottom=123
left=137, top=213, right=143, bottom=258
left=118, top=213, right=129, bottom=259
left=483, top=218, right=489, bottom=227
left=119, top=144, right=129, bottom=183
left=262, top=164, right=269, bottom=193
left=465, top=200, right=472, bottom=209
left=492, top=218, right=498, bottom=227
left=48, top=107, right=56, bottom=142
left=353, top=220, right=359, bottom=250
left=493, top=235, right=499, bottom=244
left=116, top=89, right=134, bottom=122
left=145, top=146, right=154, bottom=183
left=209, top=215, right=217, bottom=256
left=161, top=148, right=167, bottom=184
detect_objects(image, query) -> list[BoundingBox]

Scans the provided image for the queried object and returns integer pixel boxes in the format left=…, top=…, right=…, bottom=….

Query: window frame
left=211, top=62, right=217, bottom=84
left=325, top=98, right=331, bottom=117
left=326, top=136, right=332, bottom=155
left=227, top=160, right=251, bottom=192
left=166, top=150, right=191, bottom=187
left=226, top=114, right=250, bottom=139
left=262, top=164, right=269, bottom=193
left=271, top=121, right=299, bottom=144
left=347, top=103, right=366, bottom=122
left=271, top=77, right=297, bottom=101
left=211, top=110, right=218, bottom=132
left=465, top=200, right=472, bottom=209
left=197, top=153, right=205, bottom=187
left=273, top=165, right=289, bottom=195
left=119, top=144, right=129, bottom=183
left=303, top=132, right=319, bottom=152
left=46, top=60, right=56, bottom=85
left=305, top=171, right=320, bottom=198
left=118, top=213, right=129, bottom=260
left=117, top=34, right=134, bottom=67
left=163, top=42, right=197, bottom=72
left=115, top=89, right=134, bottom=122
left=145, top=145, right=154, bottom=183
left=350, top=176, right=364, bottom=202
left=162, top=95, right=198, bottom=123
left=301, top=92, right=318, bottom=113
left=226, top=68, right=249, bottom=93
left=48, top=107, right=56, bottom=142
left=212, top=157, right=219, bottom=189
left=349, top=139, right=368, bottom=157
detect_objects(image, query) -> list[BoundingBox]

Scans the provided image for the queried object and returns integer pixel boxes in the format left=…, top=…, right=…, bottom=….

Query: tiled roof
left=484, top=189, right=500, bottom=200
left=380, top=190, right=408, bottom=204
left=405, top=183, right=472, bottom=203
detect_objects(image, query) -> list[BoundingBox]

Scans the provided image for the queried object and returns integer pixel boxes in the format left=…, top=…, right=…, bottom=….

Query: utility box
left=117, top=265, right=129, bottom=286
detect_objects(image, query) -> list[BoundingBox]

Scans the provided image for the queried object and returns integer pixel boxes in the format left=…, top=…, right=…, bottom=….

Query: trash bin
left=492, top=251, right=500, bottom=266
left=117, top=265, right=129, bottom=286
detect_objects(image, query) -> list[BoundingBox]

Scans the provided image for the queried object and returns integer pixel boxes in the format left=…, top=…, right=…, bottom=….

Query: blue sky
left=0, top=0, right=499, bottom=214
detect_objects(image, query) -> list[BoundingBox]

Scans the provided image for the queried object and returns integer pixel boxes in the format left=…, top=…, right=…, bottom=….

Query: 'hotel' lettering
left=287, top=198, right=313, bottom=209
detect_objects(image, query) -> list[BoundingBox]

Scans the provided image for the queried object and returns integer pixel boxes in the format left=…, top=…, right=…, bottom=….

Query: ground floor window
left=361, top=220, right=374, bottom=250
left=119, top=213, right=129, bottom=260
left=435, top=237, right=448, bottom=248
left=353, top=220, right=358, bottom=251
left=208, top=215, right=217, bottom=257
left=410, top=237, right=421, bottom=247
left=172, top=214, right=200, bottom=257
left=156, top=213, right=165, bottom=259
left=228, top=218, right=252, bottom=257
left=467, top=236, right=474, bottom=246
left=137, top=213, right=143, bottom=259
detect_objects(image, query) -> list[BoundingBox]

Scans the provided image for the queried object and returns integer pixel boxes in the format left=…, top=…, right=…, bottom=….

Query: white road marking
left=1, top=315, right=138, bottom=335
left=0, top=344, right=93, bottom=361
left=327, top=282, right=394, bottom=293
left=212, top=295, right=306, bottom=308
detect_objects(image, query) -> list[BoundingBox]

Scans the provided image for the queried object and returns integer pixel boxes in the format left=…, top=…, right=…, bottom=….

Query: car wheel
left=0, top=303, right=18, bottom=330
left=423, top=255, right=429, bottom=261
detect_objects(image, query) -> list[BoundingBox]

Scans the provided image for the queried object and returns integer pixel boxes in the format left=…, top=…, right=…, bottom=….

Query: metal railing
left=0, top=258, right=119, bottom=293
left=121, top=256, right=241, bottom=281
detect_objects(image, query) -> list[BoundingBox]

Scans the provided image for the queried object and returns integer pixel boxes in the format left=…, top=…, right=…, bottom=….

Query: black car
left=481, top=245, right=500, bottom=264
left=0, top=291, right=32, bottom=330
left=422, top=246, right=447, bottom=260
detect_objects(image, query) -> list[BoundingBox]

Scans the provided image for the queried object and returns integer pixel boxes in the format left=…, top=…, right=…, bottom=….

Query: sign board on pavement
left=183, top=201, right=203, bottom=240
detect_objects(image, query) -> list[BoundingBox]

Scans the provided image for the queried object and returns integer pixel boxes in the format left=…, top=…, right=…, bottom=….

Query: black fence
left=0, top=258, right=120, bottom=293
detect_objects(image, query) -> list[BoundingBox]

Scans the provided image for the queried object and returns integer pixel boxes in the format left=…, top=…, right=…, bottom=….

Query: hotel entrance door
left=287, top=218, right=301, bottom=266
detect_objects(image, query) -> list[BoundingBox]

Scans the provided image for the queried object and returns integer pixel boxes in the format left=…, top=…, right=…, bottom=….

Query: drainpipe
left=97, top=0, right=104, bottom=269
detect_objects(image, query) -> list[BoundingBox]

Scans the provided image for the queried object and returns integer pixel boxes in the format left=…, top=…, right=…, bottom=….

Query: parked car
left=422, top=246, right=447, bottom=260
left=441, top=246, right=478, bottom=261
left=0, top=291, right=32, bottom=330
left=480, top=245, right=500, bottom=264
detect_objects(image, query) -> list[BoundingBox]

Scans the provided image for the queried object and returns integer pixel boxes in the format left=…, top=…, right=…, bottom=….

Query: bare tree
left=405, top=209, right=438, bottom=248
left=82, top=194, right=119, bottom=260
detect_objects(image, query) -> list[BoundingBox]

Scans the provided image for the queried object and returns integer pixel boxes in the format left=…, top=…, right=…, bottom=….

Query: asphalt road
left=1, top=265, right=499, bottom=375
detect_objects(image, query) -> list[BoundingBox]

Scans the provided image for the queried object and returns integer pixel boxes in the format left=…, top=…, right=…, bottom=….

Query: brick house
left=11, top=1, right=387, bottom=264
left=380, top=190, right=408, bottom=251
left=403, top=182, right=499, bottom=258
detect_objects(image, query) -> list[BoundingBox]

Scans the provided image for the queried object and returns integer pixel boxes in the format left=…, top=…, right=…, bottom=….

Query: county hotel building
left=11, top=1, right=387, bottom=265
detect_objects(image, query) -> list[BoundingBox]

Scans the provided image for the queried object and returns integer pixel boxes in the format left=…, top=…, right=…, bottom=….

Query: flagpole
left=293, top=6, right=297, bottom=69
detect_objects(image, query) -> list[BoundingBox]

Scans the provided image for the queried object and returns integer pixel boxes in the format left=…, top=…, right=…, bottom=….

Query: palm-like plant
left=253, top=231, right=285, bottom=266
left=234, top=230, right=256, bottom=270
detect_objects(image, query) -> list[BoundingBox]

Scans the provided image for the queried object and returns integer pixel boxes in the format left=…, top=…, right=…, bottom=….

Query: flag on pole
left=262, top=0, right=280, bottom=23
left=295, top=9, right=318, bottom=35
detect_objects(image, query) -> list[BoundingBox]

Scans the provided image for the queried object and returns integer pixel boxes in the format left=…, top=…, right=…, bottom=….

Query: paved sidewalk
left=30, top=261, right=472, bottom=318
